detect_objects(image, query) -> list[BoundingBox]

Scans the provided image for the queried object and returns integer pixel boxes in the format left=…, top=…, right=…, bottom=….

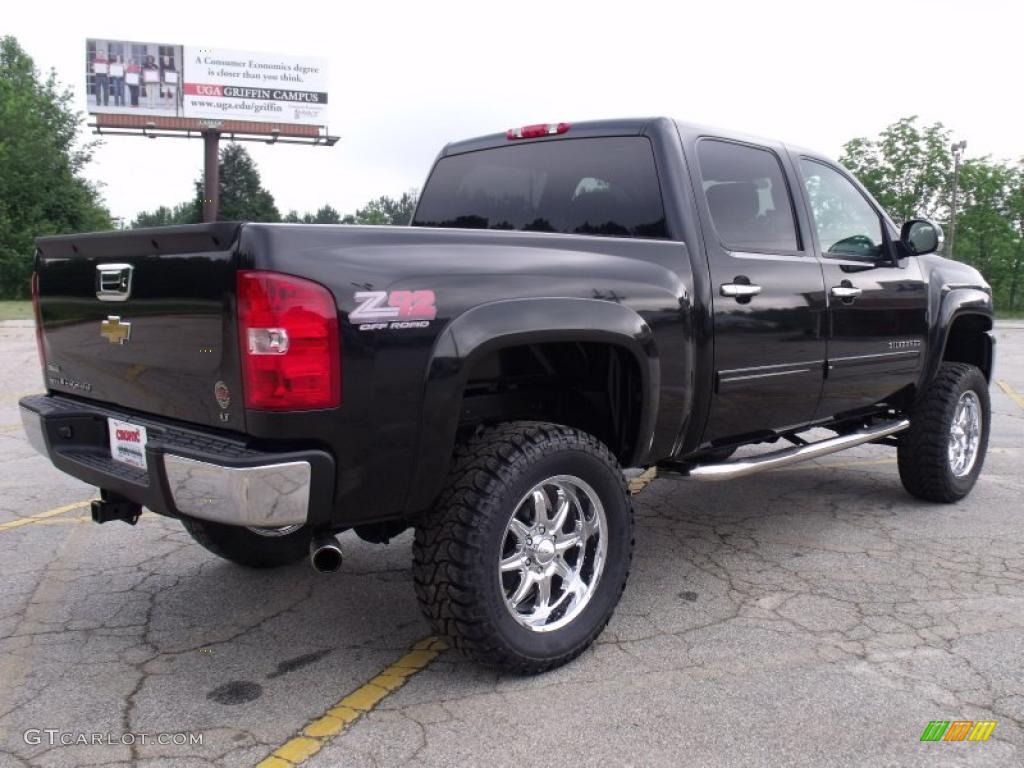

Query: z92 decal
left=350, top=290, right=437, bottom=330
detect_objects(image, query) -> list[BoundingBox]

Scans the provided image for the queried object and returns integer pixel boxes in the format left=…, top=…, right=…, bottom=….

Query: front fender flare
left=406, top=298, right=660, bottom=511
left=919, top=286, right=994, bottom=396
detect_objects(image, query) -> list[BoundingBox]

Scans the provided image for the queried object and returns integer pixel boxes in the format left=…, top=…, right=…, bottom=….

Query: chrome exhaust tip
left=310, top=534, right=343, bottom=573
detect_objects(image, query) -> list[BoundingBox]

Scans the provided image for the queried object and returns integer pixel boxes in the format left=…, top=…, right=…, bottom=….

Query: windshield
left=413, top=137, right=669, bottom=239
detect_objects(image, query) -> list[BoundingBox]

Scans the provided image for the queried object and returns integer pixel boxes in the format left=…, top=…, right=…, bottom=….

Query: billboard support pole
left=202, top=129, right=220, bottom=222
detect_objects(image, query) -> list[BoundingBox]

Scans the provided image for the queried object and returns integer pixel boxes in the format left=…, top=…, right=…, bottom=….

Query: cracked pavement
left=1, top=320, right=1022, bottom=767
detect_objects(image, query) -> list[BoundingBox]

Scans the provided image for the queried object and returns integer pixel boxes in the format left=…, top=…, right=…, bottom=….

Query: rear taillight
left=236, top=271, right=340, bottom=411
left=506, top=122, right=570, bottom=140
left=31, top=271, right=45, bottom=369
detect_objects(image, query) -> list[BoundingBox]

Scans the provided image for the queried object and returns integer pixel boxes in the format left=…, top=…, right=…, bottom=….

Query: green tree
left=310, top=204, right=342, bottom=224
left=955, top=159, right=1019, bottom=309
left=840, top=116, right=952, bottom=223
left=282, top=205, right=341, bottom=224
left=1005, top=164, right=1024, bottom=311
left=840, top=116, right=1024, bottom=311
left=131, top=201, right=197, bottom=228
left=193, top=143, right=280, bottom=222
left=351, top=190, right=419, bottom=225
left=0, top=36, right=111, bottom=298
left=301, top=204, right=341, bottom=224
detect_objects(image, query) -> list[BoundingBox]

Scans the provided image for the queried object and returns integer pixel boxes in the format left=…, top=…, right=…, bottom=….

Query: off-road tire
left=898, top=362, right=990, bottom=503
left=181, top=517, right=312, bottom=568
left=413, top=422, right=634, bottom=674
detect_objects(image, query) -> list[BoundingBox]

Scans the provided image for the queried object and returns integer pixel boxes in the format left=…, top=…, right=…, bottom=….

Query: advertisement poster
left=86, top=39, right=184, bottom=117
left=182, top=47, right=329, bottom=126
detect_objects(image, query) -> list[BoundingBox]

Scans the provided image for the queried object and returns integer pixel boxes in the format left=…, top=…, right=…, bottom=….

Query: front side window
left=413, top=137, right=668, bottom=239
left=800, top=159, right=885, bottom=260
left=696, top=139, right=799, bottom=252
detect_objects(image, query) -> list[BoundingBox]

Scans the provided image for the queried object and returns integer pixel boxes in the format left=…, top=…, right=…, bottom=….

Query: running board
left=684, top=419, right=911, bottom=481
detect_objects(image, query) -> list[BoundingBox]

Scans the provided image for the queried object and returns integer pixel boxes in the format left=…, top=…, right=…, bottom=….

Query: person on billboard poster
left=125, top=58, right=141, bottom=107
left=161, top=55, right=178, bottom=110
left=91, top=50, right=109, bottom=107
left=109, top=54, right=125, bottom=107
left=142, top=55, right=159, bottom=109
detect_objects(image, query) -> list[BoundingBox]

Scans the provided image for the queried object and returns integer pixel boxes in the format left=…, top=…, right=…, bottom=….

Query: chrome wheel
left=499, top=475, right=607, bottom=633
left=246, top=524, right=303, bottom=537
left=948, top=390, right=982, bottom=478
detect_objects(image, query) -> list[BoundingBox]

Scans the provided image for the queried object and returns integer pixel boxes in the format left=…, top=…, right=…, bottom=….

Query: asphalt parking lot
left=0, top=320, right=1021, bottom=768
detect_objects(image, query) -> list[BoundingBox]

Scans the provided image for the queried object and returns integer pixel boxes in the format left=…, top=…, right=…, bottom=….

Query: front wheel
left=413, top=422, right=634, bottom=674
left=898, top=362, right=990, bottom=503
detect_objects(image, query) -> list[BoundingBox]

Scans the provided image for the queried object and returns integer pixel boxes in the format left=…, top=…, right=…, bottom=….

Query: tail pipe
left=310, top=534, right=343, bottom=573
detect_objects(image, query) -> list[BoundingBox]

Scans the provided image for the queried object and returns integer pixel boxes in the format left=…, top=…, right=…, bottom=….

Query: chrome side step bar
left=685, top=419, right=911, bottom=482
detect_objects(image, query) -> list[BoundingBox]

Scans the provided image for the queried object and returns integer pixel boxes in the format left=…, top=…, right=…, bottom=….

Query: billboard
left=182, top=48, right=328, bottom=126
left=86, top=39, right=184, bottom=118
left=86, top=40, right=328, bottom=127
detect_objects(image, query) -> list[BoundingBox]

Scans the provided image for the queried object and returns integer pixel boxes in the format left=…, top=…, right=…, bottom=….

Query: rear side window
left=413, top=137, right=669, bottom=239
left=697, top=139, right=799, bottom=252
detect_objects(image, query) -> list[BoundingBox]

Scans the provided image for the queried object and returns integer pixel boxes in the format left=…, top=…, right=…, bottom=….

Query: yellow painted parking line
left=256, top=637, right=448, bottom=768
left=19, top=511, right=159, bottom=527
left=0, top=500, right=93, bottom=533
left=628, top=467, right=658, bottom=494
left=997, top=379, right=1024, bottom=410
left=0, top=391, right=33, bottom=404
left=0, top=423, right=22, bottom=433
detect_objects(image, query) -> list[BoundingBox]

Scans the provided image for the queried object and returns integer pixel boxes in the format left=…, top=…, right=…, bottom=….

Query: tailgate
left=35, top=223, right=246, bottom=432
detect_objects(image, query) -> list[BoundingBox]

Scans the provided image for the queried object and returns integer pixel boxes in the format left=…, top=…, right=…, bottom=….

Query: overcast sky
left=6, top=0, right=1020, bottom=223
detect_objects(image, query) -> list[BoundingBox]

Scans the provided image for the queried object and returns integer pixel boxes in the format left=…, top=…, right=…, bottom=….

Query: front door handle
left=720, top=283, right=762, bottom=298
left=831, top=285, right=863, bottom=300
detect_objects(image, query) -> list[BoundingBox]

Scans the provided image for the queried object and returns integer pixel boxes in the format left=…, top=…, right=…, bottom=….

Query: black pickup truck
left=21, top=117, right=995, bottom=672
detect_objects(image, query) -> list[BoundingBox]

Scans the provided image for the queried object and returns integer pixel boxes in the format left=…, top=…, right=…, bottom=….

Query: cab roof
left=441, top=116, right=832, bottom=163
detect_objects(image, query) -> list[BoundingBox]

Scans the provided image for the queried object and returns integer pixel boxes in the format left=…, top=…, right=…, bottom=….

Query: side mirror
left=900, top=219, right=943, bottom=256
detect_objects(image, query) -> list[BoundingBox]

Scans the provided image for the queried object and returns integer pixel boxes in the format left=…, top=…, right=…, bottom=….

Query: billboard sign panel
left=182, top=48, right=328, bottom=126
left=86, top=41, right=328, bottom=127
left=86, top=39, right=184, bottom=118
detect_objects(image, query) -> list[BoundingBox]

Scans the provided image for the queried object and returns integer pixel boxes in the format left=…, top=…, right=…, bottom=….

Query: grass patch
left=0, top=301, right=32, bottom=321
left=995, top=309, right=1024, bottom=320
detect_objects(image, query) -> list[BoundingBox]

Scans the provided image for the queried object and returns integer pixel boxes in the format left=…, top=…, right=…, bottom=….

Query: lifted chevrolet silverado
left=21, top=118, right=995, bottom=673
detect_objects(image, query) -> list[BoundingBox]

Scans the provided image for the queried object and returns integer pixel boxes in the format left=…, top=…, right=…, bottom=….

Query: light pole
left=949, top=140, right=967, bottom=256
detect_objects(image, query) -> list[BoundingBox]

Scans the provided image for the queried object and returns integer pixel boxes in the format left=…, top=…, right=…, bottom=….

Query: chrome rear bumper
left=163, top=454, right=311, bottom=527
left=19, top=396, right=332, bottom=528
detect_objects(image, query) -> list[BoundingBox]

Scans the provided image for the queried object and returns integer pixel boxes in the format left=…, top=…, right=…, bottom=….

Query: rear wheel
left=181, top=518, right=312, bottom=568
left=898, top=362, right=990, bottom=503
left=413, top=422, right=633, bottom=674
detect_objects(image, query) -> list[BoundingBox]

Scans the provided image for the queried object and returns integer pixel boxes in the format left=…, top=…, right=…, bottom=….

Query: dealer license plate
left=108, top=418, right=148, bottom=470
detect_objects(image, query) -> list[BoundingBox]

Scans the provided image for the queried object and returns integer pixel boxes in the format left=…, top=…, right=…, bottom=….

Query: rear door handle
left=720, top=283, right=762, bottom=298
left=831, top=285, right=863, bottom=300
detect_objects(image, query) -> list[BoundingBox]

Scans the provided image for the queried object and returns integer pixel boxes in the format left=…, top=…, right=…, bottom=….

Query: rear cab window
left=696, top=139, right=800, bottom=253
left=413, top=137, right=669, bottom=239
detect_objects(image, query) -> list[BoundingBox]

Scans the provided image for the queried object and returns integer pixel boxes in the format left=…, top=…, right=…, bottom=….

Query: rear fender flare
left=407, top=298, right=659, bottom=511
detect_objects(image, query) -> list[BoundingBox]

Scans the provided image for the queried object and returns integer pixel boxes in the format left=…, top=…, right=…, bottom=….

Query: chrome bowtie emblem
left=100, top=316, right=131, bottom=345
